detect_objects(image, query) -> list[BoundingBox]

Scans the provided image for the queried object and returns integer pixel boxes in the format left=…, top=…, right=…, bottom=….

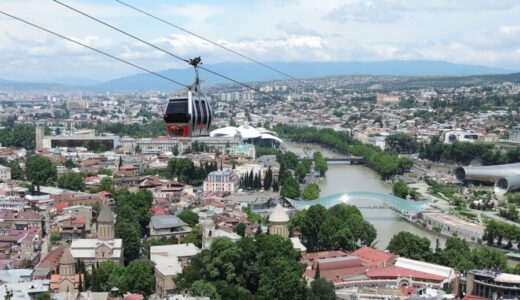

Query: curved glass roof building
left=286, top=192, right=431, bottom=217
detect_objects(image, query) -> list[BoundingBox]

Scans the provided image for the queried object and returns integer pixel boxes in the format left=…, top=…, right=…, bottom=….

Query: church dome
left=97, top=204, right=114, bottom=224
left=60, top=247, right=75, bottom=265
left=269, top=203, right=289, bottom=223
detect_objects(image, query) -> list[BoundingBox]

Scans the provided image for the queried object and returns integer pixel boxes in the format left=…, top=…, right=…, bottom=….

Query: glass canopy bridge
left=286, top=192, right=431, bottom=220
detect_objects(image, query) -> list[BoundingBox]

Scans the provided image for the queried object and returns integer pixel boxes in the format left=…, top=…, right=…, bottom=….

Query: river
left=284, top=141, right=446, bottom=249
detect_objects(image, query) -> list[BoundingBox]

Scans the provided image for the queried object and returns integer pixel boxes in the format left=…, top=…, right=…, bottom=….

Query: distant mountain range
left=0, top=60, right=517, bottom=92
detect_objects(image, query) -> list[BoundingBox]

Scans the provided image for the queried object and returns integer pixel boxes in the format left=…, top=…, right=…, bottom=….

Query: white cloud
left=326, top=1, right=402, bottom=23
left=275, top=21, right=321, bottom=36
left=1, top=0, right=520, bottom=81
left=326, top=0, right=520, bottom=23
left=500, top=26, right=520, bottom=36
left=161, top=4, right=223, bottom=23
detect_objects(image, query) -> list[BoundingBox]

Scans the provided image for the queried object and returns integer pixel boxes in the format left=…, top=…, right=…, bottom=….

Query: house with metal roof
left=149, top=215, right=191, bottom=240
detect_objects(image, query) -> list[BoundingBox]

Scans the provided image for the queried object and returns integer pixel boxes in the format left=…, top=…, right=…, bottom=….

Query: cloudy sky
left=1, top=0, right=520, bottom=82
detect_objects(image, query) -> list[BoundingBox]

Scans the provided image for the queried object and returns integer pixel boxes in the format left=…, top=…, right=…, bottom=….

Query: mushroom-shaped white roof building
left=269, top=203, right=290, bottom=223
left=210, top=124, right=283, bottom=147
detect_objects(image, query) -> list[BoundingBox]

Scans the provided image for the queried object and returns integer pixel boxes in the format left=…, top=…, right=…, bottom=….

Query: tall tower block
left=35, top=126, right=44, bottom=149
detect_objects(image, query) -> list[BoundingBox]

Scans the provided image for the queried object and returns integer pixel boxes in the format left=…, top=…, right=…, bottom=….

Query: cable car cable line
left=0, top=8, right=211, bottom=138
left=113, top=0, right=306, bottom=84
left=0, top=10, right=188, bottom=88
left=51, top=0, right=282, bottom=101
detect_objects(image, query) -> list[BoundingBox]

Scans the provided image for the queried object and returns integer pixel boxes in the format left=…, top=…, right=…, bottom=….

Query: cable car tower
left=163, top=57, right=213, bottom=137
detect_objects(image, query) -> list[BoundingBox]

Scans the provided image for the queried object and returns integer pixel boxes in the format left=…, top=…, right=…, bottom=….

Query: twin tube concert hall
left=454, top=163, right=520, bottom=195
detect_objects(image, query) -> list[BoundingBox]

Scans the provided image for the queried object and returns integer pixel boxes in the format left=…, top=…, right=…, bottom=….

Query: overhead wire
left=113, top=0, right=306, bottom=85
left=0, top=10, right=188, bottom=88
left=51, top=0, right=283, bottom=101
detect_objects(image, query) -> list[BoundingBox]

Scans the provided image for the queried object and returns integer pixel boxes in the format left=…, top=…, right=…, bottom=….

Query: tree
left=313, top=152, right=328, bottom=176
left=293, top=204, right=374, bottom=252
left=64, top=159, right=76, bottom=169
left=295, top=160, right=311, bottom=183
left=0, top=124, right=36, bottom=149
left=300, top=205, right=327, bottom=252
left=76, top=259, right=90, bottom=290
left=91, top=261, right=125, bottom=292
left=257, top=258, right=307, bottom=300
left=314, top=263, right=320, bottom=279
left=409, top=187, right=421, bottom=200
left=97, top=168, right=112, bottom=176
left=120, top=260, right=155, bottom=296
left=190, top=280, right=220, bottom=300
left=387, top=232, right=431, bottom=261
left=471, top=247, right=507, bottom=270
left=276, top=151, right=299, bottom=171
left=178, top=210, right=199, bottom=228
left=184, top=224, right=203, bottom=248
left=98, top=177, right=114, bottom=193
left=280, top=173, right=300, bottom=199
left=50, top=232, right=62, bottom=244
left=435, top=237, right=474, bottom=272
left=26, top=155, right=57, bottom=193
left=263, top=167, right=273, bottom=190
left=392, top=181, right=409, bottom=199
left=176, top=234, right=304, bottom=298
left=234, top=223, right=247, bottom=237
left=58, top=173, right=85, bottom=191
left=115, top=220, right=141, bottom=264
left=309, top=278, right=337, bottom=300
left=34, top=292, right=51, bottom=300
left=272, top=181, right=279, bottom=192
left=166, top=157, right=210, bottom=186
left=172, top=145, right=179, bottom=156
left=6, top=161, right=24, bottom=180
left=302, top=183, right=320, bottom=200
left=386, top=133, right=418, bottom=154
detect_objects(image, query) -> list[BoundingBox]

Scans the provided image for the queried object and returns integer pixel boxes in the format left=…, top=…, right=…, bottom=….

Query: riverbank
left=284, top=141, right=447, bottom=249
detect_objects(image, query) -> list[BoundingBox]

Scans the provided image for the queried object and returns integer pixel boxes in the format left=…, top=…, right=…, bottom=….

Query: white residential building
left=150, top=244, right=201, bottom=297
left=203, top=170, right=239, bottom=194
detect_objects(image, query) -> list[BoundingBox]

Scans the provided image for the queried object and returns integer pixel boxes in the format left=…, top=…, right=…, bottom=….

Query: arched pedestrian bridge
left=286, top=192, right=431, bottom=219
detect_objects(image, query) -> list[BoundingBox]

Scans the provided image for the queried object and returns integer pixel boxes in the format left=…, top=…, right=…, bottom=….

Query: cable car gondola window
left=201, top=100, right=208, bottom=124
left=164, top=99, right=189, bottom=123
left=194, top=99, right=203, bottom=124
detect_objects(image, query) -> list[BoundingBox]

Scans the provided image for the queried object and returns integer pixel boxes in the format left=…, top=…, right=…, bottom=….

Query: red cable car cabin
left=163, top=90, right=212, bottom=137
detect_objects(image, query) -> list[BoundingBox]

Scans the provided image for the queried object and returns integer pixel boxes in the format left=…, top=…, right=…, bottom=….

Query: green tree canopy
left=308, top=278, right=337, bottom=300
left=178, top=210, right=199, bottom=228
left=176, top=235, right=303, bottom=298
left=97, top=177, right=114, bottom=193
left=58, top=172, right=85, bottom=191
left=313, top=151, right=328, bottom=177
left=91, top=261, right=125, bottom=292
left=386, top=133, right=418, bottom=154
left=184, top=224, right=203, bottom=248
left=234, top=223, right=247, bottom=237
left=190, top=280, right=220, bottom=300
left=97, top=168, right=112, bottom=176
left=64, top=159, right=76, bottom=169
left=294, top=204, right=374, bottom=252
left=6, top=161, right=23, bottom=180
left=34, top=292, right=51, bottom=300
left=280, top=173, right=300, bottom=199
left=387, top=232, right=431, bottom=261
left=392, top=181, right=409, bottom=199
left=120, top=259, right=156, bottom=296
left=301, top=183, right=320, bottom=200
left=26, top=155, right=57, bottom=193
